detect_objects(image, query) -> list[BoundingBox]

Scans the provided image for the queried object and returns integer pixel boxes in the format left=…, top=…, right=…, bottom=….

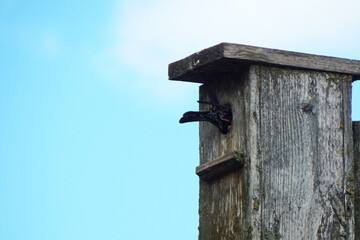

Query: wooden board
left=198, top=70, right=254, bottom=240
left=168, top=43, right=360, bottom=83
left=255, top=66, right=353, bottom=239
left=196, top=151, right=245, bottom=182
left=197, top=65, right=354, bottom=239
left=353, top=121, right=360, bottom=239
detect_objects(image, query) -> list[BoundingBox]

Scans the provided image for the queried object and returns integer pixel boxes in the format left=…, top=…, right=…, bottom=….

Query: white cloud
left=116, top=0, right=360, bottom=54
left=99, top=0, right=360, bottom=102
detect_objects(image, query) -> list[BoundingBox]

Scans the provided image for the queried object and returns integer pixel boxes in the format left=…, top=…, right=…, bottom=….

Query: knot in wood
left=300, top=102, right=313, bottom=113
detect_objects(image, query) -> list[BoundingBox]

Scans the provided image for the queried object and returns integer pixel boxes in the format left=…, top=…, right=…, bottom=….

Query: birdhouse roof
left=168, top=43, right=360, bottom=83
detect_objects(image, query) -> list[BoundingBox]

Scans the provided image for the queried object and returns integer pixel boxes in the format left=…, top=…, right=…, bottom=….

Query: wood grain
left=353, top=121, right=360, bottom=239
left=198, top=70, right=254, bottom=240
left=197, top=65, right=354, bottom=239
left=256, top=66, right=353, bottom=239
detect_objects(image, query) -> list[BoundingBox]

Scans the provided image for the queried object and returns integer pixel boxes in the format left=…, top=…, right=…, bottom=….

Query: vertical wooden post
left=354, top=121, right=360, bottom=239
left=168, top=43, right=360, bottom=239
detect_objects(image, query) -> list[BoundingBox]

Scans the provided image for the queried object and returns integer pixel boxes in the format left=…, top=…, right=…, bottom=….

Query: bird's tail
left=179, top=111, right=209, bottom=123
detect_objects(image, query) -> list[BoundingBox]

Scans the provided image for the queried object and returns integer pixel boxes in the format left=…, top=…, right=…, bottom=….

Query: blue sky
left=0, top=0, right=360, bottom=239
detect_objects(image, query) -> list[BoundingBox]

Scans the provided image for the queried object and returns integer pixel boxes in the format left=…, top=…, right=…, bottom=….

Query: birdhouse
left=168, top=43, right=360, bottom=239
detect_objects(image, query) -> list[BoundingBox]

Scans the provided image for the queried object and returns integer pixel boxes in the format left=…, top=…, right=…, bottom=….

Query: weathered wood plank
left=168, top=43, right=360, bottom=83
left=343, top=74, right=354, bottom=239
left=256, top=66, right=353, bottom=239
left=198, top=70, right=253, bottom=240
left=353, top=121, right=360, bottom=239
left=196, top=151, right=245, bottom=182
left=197, top=65, right=354, bottom=239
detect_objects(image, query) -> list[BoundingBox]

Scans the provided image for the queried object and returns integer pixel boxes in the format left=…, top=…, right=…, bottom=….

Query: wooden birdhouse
left=169, top=43, right=360, bottom=239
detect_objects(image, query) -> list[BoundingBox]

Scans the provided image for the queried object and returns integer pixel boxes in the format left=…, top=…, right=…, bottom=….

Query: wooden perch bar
left=196, top=151, right=245, bottom=182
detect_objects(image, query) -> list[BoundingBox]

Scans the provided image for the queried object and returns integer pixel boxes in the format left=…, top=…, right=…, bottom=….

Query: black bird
left=179, top=101, right=232, bottom=134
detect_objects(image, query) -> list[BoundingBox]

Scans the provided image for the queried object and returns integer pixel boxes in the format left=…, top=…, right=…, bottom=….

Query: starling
left=179, top=101, right=232, bottom=134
